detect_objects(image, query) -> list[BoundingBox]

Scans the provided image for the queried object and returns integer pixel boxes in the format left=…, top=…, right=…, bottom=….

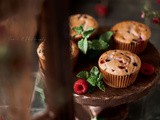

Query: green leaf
left=72, top=25, right=83, bottom=34
left=78, top=38, right=88, bottom=54
left=97, top=81, right=106, bottom=92
left=87, top=75, right=97, bottom=86
left=87, top=86, right=96, bottom=93
left=76, top=71, right=89, bottom=79
left=97, top=73, right=103, bottom=81
left=90, top=39, right=109, bottom=50
left=90, top=66, right=99, bottom=76
left=83, top=27, right=95, bottom=38
left=99, top=31, right=113, bottom=42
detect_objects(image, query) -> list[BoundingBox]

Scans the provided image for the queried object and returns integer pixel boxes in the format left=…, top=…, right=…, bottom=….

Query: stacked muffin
left=37, top=41, right=79, bottom=71
left=111, top=21, right=151, bottom=54
left=98, top=50, right=141, bottom=88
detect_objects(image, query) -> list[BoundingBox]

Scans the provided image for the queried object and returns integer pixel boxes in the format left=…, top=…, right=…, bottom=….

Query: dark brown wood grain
left=73, top=42, right=160, bottom=107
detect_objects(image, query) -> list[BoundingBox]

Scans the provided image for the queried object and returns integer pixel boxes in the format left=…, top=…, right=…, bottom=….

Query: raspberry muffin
left=70, top=14, right=99, bottom=40
left=37, top=41, right=46, bottom=70
left=37, top=41, right=79, bottom=70
left=111, top=21, right=151, bottom=54
left=98, top=50, right=141, bottom=88
left=70, top=40, right=79, bottom=67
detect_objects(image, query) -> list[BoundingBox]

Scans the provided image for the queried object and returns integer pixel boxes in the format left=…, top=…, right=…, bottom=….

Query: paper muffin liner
left=114, top=39, right=148, bottom=54
left=101, top=70, right=139, bottom=88
left=39, top=58, right=46, bottom=71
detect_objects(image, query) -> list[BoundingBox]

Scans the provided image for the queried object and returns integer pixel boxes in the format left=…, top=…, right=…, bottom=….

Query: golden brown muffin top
left=70, top=14, right=99, bottom=39
left=37, top=41, right=45, bottom=60
left=111, top=21, right=151, bottom=44
left=98, top=50, right=141, bottom=76
left=70, top=40, right=79, bottom=59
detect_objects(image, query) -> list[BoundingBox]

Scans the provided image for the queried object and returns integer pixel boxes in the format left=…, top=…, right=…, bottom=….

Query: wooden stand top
left=73, top=42, right=160, bottom=107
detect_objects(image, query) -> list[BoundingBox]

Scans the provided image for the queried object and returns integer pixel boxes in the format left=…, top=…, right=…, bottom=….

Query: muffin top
left=70, top=40, right=79, bottom=59
left=37, top=41, right=45, bottom=60
left=111, top=21, right=151, bottom=44
left=70, top=14, right=99, bottom=39
left=98, top=50, right=141, bottom=76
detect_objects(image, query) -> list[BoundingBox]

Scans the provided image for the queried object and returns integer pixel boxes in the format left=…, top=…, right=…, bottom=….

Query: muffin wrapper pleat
left=114, top=39, right=148, bottom=54
left=102, top=71, right=139, bottom=88
left=39, top=58, right=46, bottom=71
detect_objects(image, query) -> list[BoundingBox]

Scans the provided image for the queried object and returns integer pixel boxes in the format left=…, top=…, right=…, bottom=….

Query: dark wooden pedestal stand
left=36, top=43, right=160, bottom=120
left=73, top=43, right=160, bottom=120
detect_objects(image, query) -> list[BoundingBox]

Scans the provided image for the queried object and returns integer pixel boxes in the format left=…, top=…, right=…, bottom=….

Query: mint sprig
left=72, top=25, right=113, bottom=54
left=76, top=66, right=106, bottom=92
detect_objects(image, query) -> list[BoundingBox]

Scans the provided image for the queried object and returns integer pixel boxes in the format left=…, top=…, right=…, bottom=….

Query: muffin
left=37, top=41, right=46, bottom=70
left=71, top=40, right=79, bottom=67
left=111, top=21, right=151, bottom=54
left=70, top=14, right=99, bottom=40
left=98, top=50, right=141, bottom=88
left=37, top=41, right=79, bottom=70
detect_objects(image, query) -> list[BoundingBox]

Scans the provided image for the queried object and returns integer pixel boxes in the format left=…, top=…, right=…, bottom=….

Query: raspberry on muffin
left=69, top=14, right=99, bottom=40
left=98, top=50, right=141, bottom=88
left=111, top=21, right=151, bottom=54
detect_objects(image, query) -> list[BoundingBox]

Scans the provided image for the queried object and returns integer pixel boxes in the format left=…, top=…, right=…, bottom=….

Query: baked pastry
left=70, top=14, right=99, bottom=40
left=98, top=50, right=141, bottom=88
left=37, top=41, right=79, bottom=70
left=111, top=21, right=151, bottom=54
left=70, top=40, right=79, bottom=67
left=37, top=41, right=46, bottom=70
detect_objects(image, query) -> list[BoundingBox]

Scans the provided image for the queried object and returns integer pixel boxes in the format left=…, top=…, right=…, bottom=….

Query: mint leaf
left=99, top=31, right=113, bottom=42
left=72, top=25, right=83, bottom=34
left=97, top=81, right=106, bottom=92
left=97, top=73, right=103, bottom=81
left=83, top=27, right=95, bottom=38
left=87, top=75, right=97, bottom=86
left=78, top=38, right=88, bottom=54
left=90, top=66, right=99, bottom=76
left=76, top=71, right=89, bottom=79
left=90, top=39, right=109, bottom=50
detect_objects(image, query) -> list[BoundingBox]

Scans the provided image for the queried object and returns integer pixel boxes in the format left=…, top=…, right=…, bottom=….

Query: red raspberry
left=140, top=63, right=155, bottom=76
left=74, top=79, right=88, bottom=95
left=95, top=4, right=108, bottom=17
left=152, top=18, right=160, bottom=24
left=158, top=0, right=160, bottom=4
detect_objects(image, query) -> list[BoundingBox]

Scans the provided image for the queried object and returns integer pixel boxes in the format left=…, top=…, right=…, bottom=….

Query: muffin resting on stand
left=111, top=21, right=151, bottom=54
left=98, top=50, right=141, bottom=88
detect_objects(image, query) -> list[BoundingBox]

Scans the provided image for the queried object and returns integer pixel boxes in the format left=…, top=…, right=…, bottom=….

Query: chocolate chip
left=105, top=59, right=110, bottom=62
left=133, top=62, right=138, bottom=66
left=119, top=60, right=123, bottom=63
left=127, top=31, right=130, bottom=33
left=112, top=69, right=115, bottom=72
left=125, top=69, right=128, bottom=73
left=114, top=30, right=118, bottom=32
left=83, top=15, right=88, bottom=18
left=118, top=66, right=125, bottom=69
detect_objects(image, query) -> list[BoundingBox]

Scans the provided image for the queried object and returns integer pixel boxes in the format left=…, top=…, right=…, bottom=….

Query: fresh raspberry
left=74, top=79, right=88, bottom=95
left=95, top=4, right=108, bottom=17
left=158, top=0, right=160, bottom=4
left=140, top=62, right=155, bottom=76
left=152, top=18, right=160, bottom=24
